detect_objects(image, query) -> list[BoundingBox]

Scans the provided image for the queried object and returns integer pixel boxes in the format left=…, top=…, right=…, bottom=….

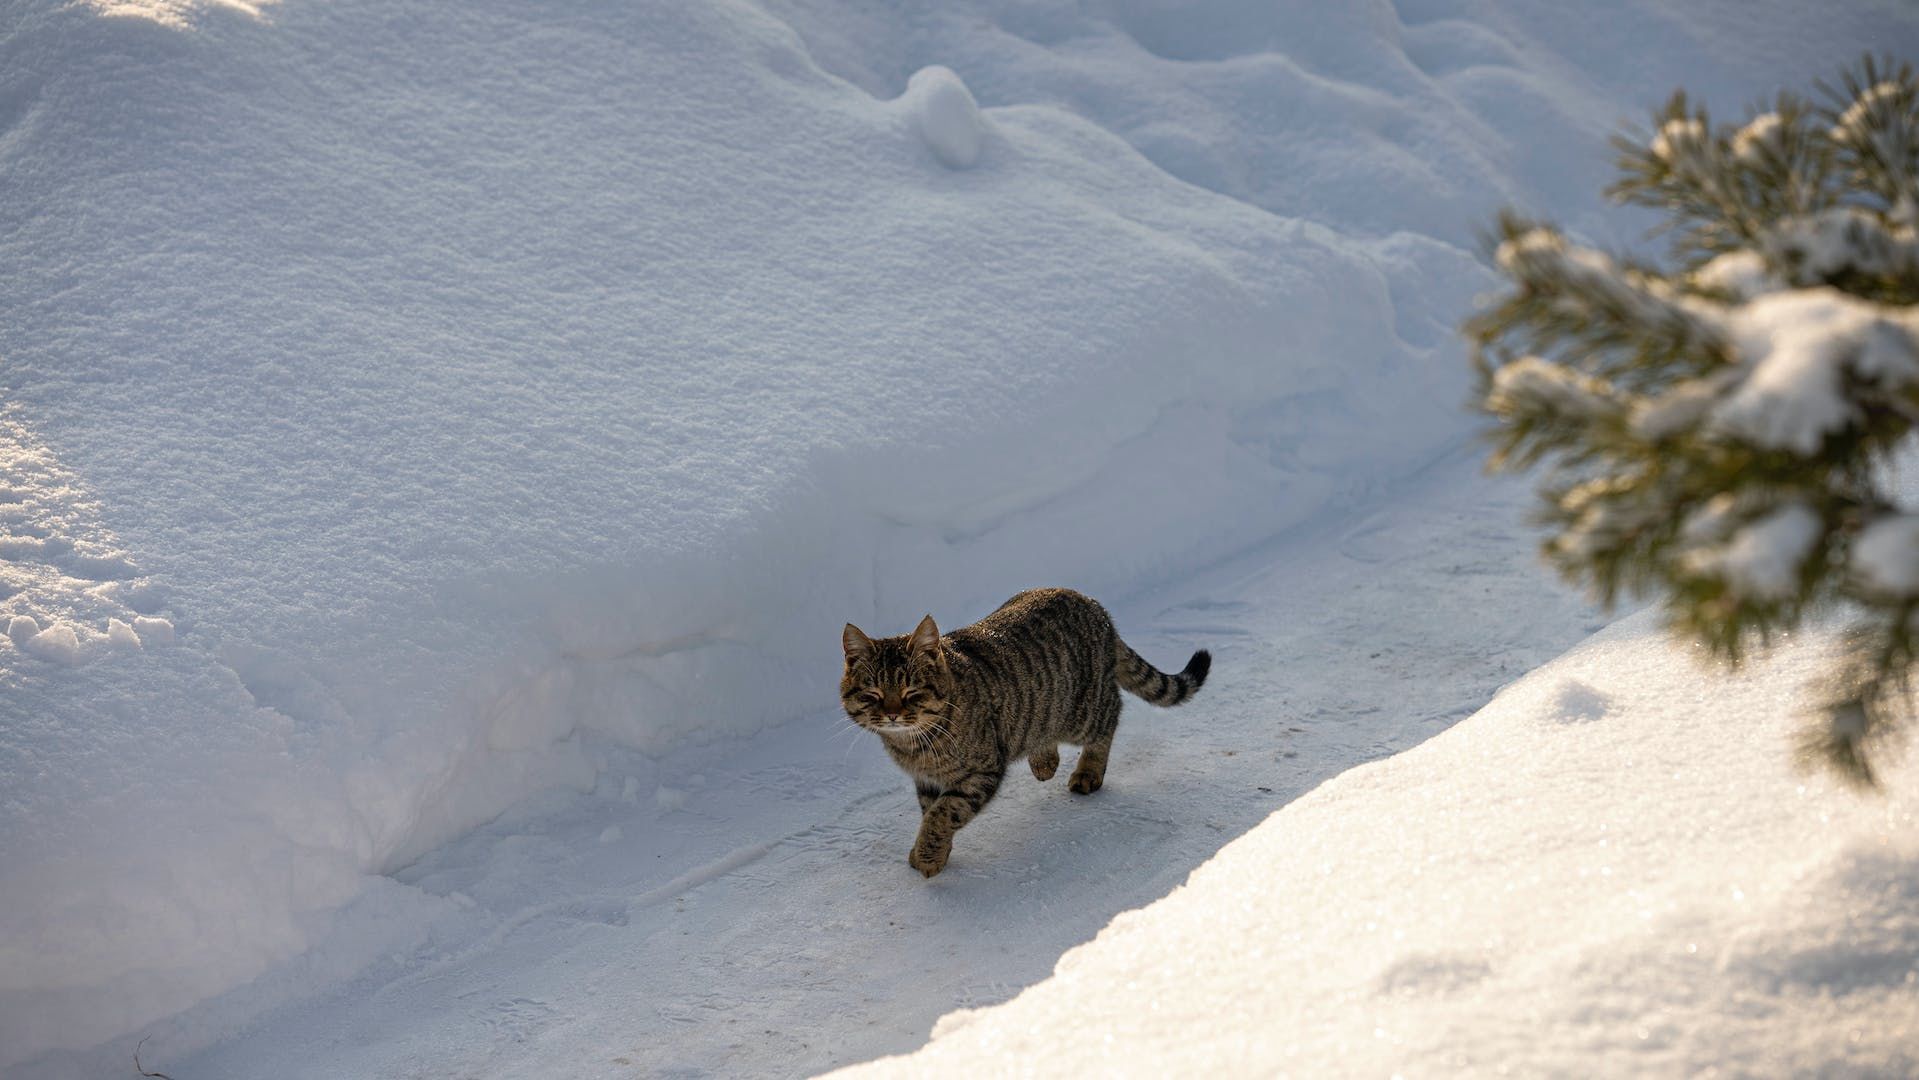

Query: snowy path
left=176, top=454, right=1599, bottom=1079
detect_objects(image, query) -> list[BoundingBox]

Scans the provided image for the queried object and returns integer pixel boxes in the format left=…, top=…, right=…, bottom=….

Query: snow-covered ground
left=842, top=614, right=1919, bottom=1079
left=98, top=452, right=1604, bottom=1080
left=3, top=0, right=1916, bottom=1075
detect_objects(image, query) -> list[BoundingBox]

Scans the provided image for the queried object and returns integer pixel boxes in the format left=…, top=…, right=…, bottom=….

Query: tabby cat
left=840, top=587, right=1210, bottom=878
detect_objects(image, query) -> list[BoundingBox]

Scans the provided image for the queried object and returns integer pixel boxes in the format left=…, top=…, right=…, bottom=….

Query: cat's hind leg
left=1068, top=682, right=1122, bottom=795
left=1029, top=746, right=1059, bottom=781
left=1068, top=739, right=1110, bottom=794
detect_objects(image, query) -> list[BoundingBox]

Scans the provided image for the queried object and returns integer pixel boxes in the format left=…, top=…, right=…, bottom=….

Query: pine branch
left=1469, top=55, right=1919, bottom=785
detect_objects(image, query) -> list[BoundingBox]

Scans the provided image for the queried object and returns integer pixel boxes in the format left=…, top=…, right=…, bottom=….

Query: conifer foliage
left=1469, top=58, right=1919, bottom=785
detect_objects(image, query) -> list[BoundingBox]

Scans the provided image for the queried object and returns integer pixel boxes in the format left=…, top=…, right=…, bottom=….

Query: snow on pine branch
left=1493, top=226, right=1716, bottom=338
left=1679, top=501, right=1823, bottom=601
left=1765, top=207, right=1919, bottom=285
left=1853, top=512, right=1919, bottom=597
left=1471, top=56, right=1919, bottom=785
left=1711, top=288, right=1919, bottom=455
left=1484, top=228, right=1919, bottom=457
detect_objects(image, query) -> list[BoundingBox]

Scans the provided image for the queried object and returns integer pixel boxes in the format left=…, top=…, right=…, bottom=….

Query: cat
left=840, top=587, right=1210, bottom=878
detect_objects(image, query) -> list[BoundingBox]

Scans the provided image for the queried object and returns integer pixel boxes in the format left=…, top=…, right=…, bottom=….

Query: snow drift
left=839, top=612, right=1919, bottom=1077
left=0, top=0, right=1909, bottom=1070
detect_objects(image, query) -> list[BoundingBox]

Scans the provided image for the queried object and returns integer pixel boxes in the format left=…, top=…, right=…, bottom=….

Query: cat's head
left=840, top=615, right=953, bottom=737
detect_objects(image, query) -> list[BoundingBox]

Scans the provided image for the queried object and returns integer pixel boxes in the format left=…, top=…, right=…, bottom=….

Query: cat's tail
left=1115, top=640, right=1210, bottom=707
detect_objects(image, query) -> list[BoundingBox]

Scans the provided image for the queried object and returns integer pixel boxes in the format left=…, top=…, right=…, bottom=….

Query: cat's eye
left=858, top=689, right=883, bottom=703
left=904, top=689, right=930, bottom=703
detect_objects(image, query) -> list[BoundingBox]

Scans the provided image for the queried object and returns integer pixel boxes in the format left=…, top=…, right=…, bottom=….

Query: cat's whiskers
left=831, top=720, right=869, bottom=764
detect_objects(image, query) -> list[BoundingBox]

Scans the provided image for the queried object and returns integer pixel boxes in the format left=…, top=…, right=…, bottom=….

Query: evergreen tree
left=1468, top=57, right=1919, bottom=785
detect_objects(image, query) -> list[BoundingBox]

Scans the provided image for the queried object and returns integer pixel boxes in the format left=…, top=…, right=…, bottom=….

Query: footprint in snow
left=1547, top=679, right=1612, bottom=725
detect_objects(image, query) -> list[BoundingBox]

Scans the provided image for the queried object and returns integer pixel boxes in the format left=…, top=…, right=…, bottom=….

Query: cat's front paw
left=1029, top=747, right=1059, bottom=781
left=908, top=841, right=950, bottom=878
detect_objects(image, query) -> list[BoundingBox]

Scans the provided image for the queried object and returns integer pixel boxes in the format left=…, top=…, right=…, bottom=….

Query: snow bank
left=839, top=611, right=1919, bottom=1077
left=1, top=0, right=1907, bottom=1070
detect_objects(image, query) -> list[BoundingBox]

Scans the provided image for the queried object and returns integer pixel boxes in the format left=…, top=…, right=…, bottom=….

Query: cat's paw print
left=476, top=997, right=558, bottom=1044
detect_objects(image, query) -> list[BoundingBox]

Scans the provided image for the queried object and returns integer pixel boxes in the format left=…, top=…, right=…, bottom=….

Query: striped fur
left=841, top=587, right=1210, bottom=878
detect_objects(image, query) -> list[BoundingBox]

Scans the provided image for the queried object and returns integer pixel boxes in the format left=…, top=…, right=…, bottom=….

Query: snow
left=1766, top=207, right=1919, bottom=284
left=1650, top=115, right=1708, bottom=168
left=2, top=0, right=1914, bottom=1075
left=1731, top=111, right=1785, bottom=164
left=1486, top=355, right=1619, bottom=421
left=8, top=0, right=1438, bottom=1060
left=840, top=611, right=1919, bottom=1078
left=1495, top=226, right=1717, bottom=352
left=1630, top=375, right=1722, bottom=440
left=1507, top=234, right=1919, bottom=460
left=1714, top=289, right=1919, bottom=455
left=22, top=621, right=88, bottom=665
left=900, top=66, right=985, bottom=170
left=132, top=614, right=175, bottom=645
left=1683, top=502, right=1821, bottom=601
left=1854, top=513, right=1919, bottom=597
left=131, top=456, right=1606, bottom=1080
left=1834, top=79, right=1908, bottom=146
left=1692, top=249, right=1781, bottom=301
left=81, top=0, right=276, bottom=30
left=105, top=617, right=140, bottom=649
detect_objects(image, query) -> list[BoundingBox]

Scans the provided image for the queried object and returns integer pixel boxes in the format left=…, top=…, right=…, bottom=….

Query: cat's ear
left=908, top=614, right=940, bottom=653
left=842, top=623, right=873, bottom=660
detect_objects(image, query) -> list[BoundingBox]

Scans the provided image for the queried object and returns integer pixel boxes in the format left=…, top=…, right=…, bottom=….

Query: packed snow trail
left=136, top=454, right=1597, bottom=1079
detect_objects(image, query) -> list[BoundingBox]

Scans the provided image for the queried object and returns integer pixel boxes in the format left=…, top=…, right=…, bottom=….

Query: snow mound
left=105, top=617, right=141, bottom=648
left=22, top=622, right=88, bottom=665
left=899, top=66, right=985, bottom=169
left=837, top=612, right=1919, bottom=1077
